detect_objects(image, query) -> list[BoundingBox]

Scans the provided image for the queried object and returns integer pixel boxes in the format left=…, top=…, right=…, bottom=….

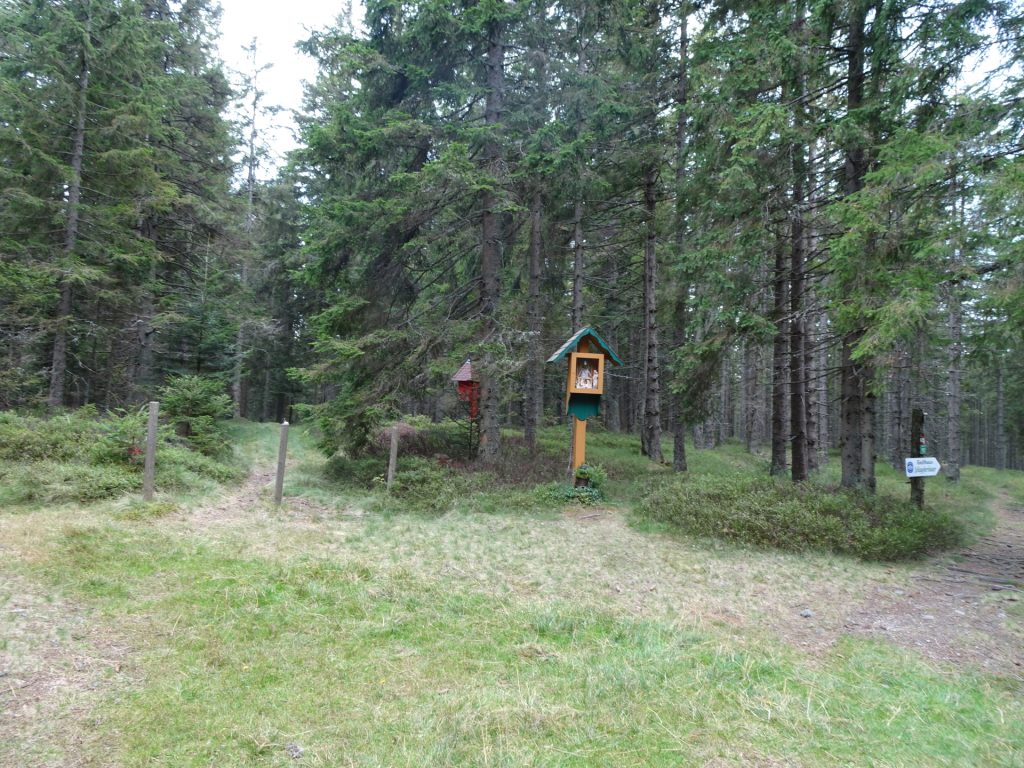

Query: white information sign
left=905, top=457, right=941, bottom=477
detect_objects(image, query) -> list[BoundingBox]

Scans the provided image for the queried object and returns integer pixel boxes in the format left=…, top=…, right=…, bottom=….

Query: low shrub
left=0, top=409, right=96, bottom=462
left=541, top=482, right=605, bottom=506
left=0, top=460, right=139, bottom=505
left=324, top=450, right=464, bottom=515
left=0, top=407, right=240, bottom=507
left=324, top=455, right=389, bottom=488
left=374, top=457, right=465, bottom=515
left=637, top=474, right=964, bottom=561
left=368, top=419, right=476, bottom=462
left=156, top=444, right=244, bottom=488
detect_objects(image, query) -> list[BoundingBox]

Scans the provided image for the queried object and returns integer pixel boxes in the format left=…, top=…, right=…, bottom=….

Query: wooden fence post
left=143, top=400, right=159, bottom=501
left=274, top=421, right=289, bottom=506
left=387, top=425, right=399, bottom=491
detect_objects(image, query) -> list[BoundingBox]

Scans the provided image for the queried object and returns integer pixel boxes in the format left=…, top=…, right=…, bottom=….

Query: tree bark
left=49, top=11, right=92, bottom=407
left=524, top=188, right=544, bottom=448
left=790, top=159, right=808, bottom=482
left=839, top=1, right=874, bottom=490
left=671, top=3, right=690, bottom=473
left=743, top=342, right=760, bottom=452
left=640, top=164, right=662, bottom=462
left=770, top=236, right=788, bottom=476
left=995, top=358, right=1007, bottom=470
left=719, top=348, right=732, bottom=444
left=478, top=16, right=505, bottom=464
left=815, top=315, right=830, bottom=466
left=860, top=365, right=878, bottom=492
left=572, top=199, right=585, bottom=332
left=840, top=334, right=864, bottom=488
left=789, top=0, right=809, bottom=482
left=945, top=286, right=963, bottom=482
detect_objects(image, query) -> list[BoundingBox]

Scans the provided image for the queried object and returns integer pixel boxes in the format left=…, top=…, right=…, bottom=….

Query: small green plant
left=159, top=375, right=232, bottom=455
left=543, top=482, right=605, bottom=506
left=574, top=463, right=608, bottom=489
left=90, top=409, right=149, bottom=466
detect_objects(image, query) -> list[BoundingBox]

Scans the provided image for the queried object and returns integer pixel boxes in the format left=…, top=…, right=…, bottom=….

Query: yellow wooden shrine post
left=547, top=327, right=622, bottom=474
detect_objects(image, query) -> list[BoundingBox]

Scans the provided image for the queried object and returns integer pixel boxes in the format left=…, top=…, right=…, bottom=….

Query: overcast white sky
left=215, top=0, right=362, bottom=172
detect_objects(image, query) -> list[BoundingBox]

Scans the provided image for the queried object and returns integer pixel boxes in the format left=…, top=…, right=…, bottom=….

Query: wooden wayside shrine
left=547, top=327, right=623, bottom=474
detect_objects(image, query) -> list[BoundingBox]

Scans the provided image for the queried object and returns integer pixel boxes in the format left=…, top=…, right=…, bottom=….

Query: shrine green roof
left=546, top=327, right=623, bottom=366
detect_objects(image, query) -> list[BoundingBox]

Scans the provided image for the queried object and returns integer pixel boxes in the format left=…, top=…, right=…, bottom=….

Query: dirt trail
left=169, top=470, right=1024, bottom=677
left=842, top=494, right=1023, bottom=675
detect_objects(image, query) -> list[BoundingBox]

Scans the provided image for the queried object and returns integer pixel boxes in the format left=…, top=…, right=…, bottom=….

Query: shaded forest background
left=2, top=0, right=1023, bottom=488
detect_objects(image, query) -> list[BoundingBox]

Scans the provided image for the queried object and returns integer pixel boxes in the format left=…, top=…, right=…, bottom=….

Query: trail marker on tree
left=906, top=408, right=939, bottom=508
left=547, top=327, right=622, bottom=477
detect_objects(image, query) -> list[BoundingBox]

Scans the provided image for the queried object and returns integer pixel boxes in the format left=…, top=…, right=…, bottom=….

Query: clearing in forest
left=2, top=423, right=1022, bottom=767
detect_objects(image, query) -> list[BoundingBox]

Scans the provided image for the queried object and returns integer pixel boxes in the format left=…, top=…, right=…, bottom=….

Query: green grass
left=15, top=521, right=1024, bottom=767
left=3, top=421, right=1023, bottom=767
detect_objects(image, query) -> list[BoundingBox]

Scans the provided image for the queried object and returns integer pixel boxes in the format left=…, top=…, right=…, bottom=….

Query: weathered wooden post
left=546, top=327, right=622, bottom=480
left=143, top=400, right=159, bottom=501
left=274, top=421, right=289, bottom=506
left=387, top=424, right=399, bottom=491
left=910, top=408, right=925, bottom=509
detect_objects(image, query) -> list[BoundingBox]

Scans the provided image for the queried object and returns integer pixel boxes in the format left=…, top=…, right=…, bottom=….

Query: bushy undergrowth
left=637, top=474, right=964, bottom=561
left=325, top=453, right=465, bottom=515
left=0, top=408, right=241, bottom=507
left=159, top=375, right=233, bottom=456
left=367, top=418, right=477, bottom=462
left=541, top=482, right=605, bottom=506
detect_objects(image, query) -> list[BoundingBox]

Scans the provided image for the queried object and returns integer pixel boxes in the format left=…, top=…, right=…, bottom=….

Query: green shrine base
left=567, top=393, right=601, bottom=421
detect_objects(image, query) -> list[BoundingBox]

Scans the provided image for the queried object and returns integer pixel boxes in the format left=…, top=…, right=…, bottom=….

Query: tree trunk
left=770, top=237, right=788, bottom=476
left=743, top=342, right=760, bottom=452
left=524, top=189, right=544, bottom=448
left=671, top=3, right=690, bottom=473
left=603, top=259, right=623, bottom=433
left=995, top=358, right=1007, bottom=470
left=804, top=135, right=821, bottom=471
left=50, top=15, right=91, bottom=407
left=789, top=165, right=808, bottom=482
left=860, top=365, right=877, bottom=492
left=640, top=164, right=662, bottom=462
left=132, top=231, right=157, bottom=402
left=945, top=287, right=962, bottom=482
left=478, top=17, right=505, bottom=464
left=232, top=323, right=246, bottom=418
left=815, top=313, right=831, bottom=465
left=840, top=334, right=864, bottom=488
left=572, top=198, right=585, bottom=332
left=839, top=1, right=873, bottom=490
left=788, top=0, right=809, bottom=482
left=719, top=348, right=732, bottom=444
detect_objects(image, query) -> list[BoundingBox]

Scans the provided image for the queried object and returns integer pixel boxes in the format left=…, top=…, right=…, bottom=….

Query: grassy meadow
left=2, top=420, right=1023, bottom=767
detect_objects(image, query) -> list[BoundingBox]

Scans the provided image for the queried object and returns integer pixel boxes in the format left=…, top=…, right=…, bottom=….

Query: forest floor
left=2, top=423, right=1023, bottom=767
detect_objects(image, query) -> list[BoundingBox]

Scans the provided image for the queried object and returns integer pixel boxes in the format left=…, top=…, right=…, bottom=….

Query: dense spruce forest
left=2, top=0, right=1023, bottom=487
